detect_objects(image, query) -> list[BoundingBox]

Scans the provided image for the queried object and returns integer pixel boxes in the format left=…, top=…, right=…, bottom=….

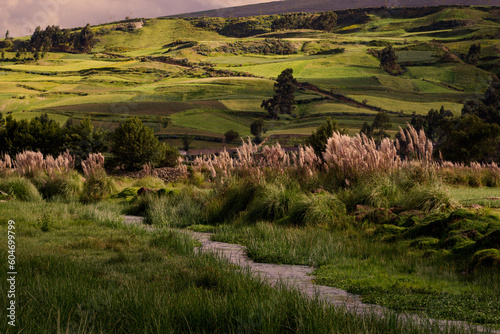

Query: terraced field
left=0, top=6, right=498, bottom=149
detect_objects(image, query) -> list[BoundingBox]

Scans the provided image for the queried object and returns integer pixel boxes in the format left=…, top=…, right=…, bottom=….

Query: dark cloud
left=0, top=0, right=272, bottom=37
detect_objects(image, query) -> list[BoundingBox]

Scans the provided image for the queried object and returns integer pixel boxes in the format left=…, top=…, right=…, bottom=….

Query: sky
left=1, top=0, right=273, bottom=37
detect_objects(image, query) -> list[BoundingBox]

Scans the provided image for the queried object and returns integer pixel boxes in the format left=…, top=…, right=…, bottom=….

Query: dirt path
left=190, top=231, right=383, bottom=314
left=122, top=216, right=497, bottom=333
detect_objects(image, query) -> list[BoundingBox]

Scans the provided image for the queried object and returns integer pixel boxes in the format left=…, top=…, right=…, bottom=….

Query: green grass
left=346, top=95, right=464, bottom=115
left=213, top=219, right=500, bottom=328
left=0, top=8, right=498, bottom=142
left=449, top=187, right=500, bottom=208
left=170, top=108, right=253, bottom=135
left=9, top=111, right=69, bottom=124
left=3, top=199, right=482, bottom=333
left=97, top=19, right=224, bottom=51
left=0, top=59, right=122, bottom=72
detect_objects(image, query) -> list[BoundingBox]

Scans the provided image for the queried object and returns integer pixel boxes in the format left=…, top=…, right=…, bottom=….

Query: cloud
left=0, top=0, right=272, bottom=37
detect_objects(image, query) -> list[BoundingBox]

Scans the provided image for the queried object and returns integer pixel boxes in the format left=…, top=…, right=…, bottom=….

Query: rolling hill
left=0, top=5, right=499, bottom=151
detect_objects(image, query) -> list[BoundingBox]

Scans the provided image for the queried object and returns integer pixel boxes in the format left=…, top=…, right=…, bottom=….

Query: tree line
left=0, top=24, right=96, bottom=56
left=0, top=115, right=178, bottom=170
left=192, top=11, right=337, bottom=38
left=271, top=12, right=337, bottom=32
left=29, top=24, right=96, bottom=53
left=410, top=80, right=500, bottom=163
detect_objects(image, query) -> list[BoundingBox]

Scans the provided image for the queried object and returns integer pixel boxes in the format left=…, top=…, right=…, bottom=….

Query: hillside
left=0, top=6, right=499, bottom=151
left=172, top=0, right=496, bottom=18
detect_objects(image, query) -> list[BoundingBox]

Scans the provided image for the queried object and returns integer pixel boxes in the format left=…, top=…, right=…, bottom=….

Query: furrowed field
left=0, top=4, right=499, bottom=333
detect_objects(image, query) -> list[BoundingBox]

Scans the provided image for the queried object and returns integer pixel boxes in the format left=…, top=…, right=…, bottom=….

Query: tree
left=159, top=143, right=180, bottom=168
left=371, top=111, right=392, bottom=143
left=111, top=118, right=165, bottom=170
left=420, top=106, right=454, bottom=147
left=224, top=129, right=239, bottom=143
left=180, top=134, right=193, bottom=152
left=0, top=114, right=65, bottom=156
left=64, top=118, right=107, bottom=166
left=380, top=44, right=402, bottom=75
left=466, top=43, right=481, bottom=66
left=74, top=24, right=95, bottom=53
left=307, top=117, right=347, bottom=158
left=360, top=122, right=372, bottom=137
left=5, top=30, right=9, bottom=39
left=261, top=68, right=297, bottom=119
left=250, top=119, right=264, bottom=138
left=440, top=114, right=500, bottom=163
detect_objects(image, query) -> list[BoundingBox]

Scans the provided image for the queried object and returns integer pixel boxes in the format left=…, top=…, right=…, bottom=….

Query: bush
left=142, top=187, right=211, bottom=227
left=224, top=129, right=239, bottom=143
left=81, top=170, right=115, bottom=203
left=40, top=171, right=83, bottom=201
left=159, top=143, right=180, bottom=168
left=0, top=177, right=42, bottom=202
left=207, top=180, right=260, bottom=224
left=245, top=182, right=301, bottom=224
left=401, top=183, right=454, bottom=212
left=285, top=192, right=347, bottom=228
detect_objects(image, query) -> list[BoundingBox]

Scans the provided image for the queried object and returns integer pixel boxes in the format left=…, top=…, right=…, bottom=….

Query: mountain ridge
left=170, top=0, right=497, bottom=18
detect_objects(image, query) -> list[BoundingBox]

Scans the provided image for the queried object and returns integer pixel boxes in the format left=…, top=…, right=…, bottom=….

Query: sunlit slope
left=0, top=6, right=498, bottom=148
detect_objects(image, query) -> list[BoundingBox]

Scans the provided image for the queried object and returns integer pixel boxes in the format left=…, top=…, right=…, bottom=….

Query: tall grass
left=192, top=125, right=441, bottom=190
left=213, top=221, right=500, bottom=328
left=285, top=191, right=348, bottom=228
left=245, top=182, right=301, bottom=224
left=81, top=153, right=115, bottom=203
left=0, top=176, right=42, bottom=202
left=138, top=186, right=211, bottom=227
left=0, top=201, right=481, bottom=333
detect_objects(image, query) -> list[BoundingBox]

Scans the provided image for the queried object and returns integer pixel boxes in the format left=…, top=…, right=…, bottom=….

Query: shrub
left=401, top=183, right=454, bottom=212
left=142, top=187, right=210, bottom=227
left=0, top=177, right=42, bottom=202
left=81, top=154, right=114, bottom=203
left=40, top=170, right=83, bottom=201
left=159, top=143, right=180, bottom=168
left=206, top=179, right=260, bottom=224
left=285, top=192, right=347, bottom=228
left=224, top=129, right=239, bottom=143
left=245, top=182, right=301, bottom=224
left=81, top=171, right=115, bottom=203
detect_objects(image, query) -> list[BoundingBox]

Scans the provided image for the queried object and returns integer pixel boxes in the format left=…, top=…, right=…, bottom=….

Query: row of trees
left=193, top=11, right=337, bottom=38
left=0, top=115, right=179, bottom=170
left=271, top=12, right=338, bottom=32
left=29, top=24, right=96, bottom=53
left=410, top=80, right=500, bottom=163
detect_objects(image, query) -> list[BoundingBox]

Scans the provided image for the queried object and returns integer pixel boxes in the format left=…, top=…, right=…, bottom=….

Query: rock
left=137, top=187, right=154, bottom=196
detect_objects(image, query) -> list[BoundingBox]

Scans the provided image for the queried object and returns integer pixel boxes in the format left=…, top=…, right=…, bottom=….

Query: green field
left=0, top=5, right=498, bottom=148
